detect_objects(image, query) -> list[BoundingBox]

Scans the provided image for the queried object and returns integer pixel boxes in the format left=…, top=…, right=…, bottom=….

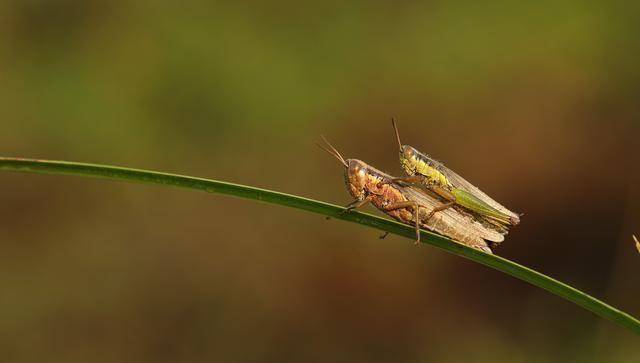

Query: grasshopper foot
left=338, top=208, right=353, bottom=217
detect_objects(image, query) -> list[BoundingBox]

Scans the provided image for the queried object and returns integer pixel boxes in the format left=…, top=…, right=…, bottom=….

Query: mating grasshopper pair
left=319, top=120, right=520, bottom=253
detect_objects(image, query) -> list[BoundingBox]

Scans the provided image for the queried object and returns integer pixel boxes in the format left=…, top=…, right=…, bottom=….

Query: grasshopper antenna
left=391, top=117, right=403, bottom=151
left=317, top=135, right=348, bottom=167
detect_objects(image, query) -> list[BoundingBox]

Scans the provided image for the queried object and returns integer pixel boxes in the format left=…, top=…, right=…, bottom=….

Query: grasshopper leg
left=390, top=176, right=425, bottom=184
left=376, top=176, right=423, bottom=189
left=426, top=201, right=455, bottom=221
left=339, top=196, right=372, bottom=215
left=376, top=175, right=423, bottom=189
left=379, top=232, right=389, bottom=239
left=326, top=197, right=372, bottom=220
left=338, top=197, right=392, bottom=241
left=419, top=183, right=457, bottom=220
left=384, top=201, right=422, bottom=245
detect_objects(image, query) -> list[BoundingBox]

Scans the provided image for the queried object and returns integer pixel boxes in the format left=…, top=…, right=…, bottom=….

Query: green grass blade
left=1, top=156, right=638, bottom=334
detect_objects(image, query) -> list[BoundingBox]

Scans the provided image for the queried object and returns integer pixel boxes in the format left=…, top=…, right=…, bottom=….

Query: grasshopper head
left=392, top=118, right=420, bottom=175
left=399, top=144, right=420, bottom=175
left=317, top=136, right=369, bottom=201
left=344, top=159, right=370, bottom=200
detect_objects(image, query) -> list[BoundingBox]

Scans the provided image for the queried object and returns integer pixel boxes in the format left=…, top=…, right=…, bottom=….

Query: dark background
left=1, top=1, right=639, bottom=362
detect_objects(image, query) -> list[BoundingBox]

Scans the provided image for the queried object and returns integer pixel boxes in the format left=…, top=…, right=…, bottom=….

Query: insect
left=390, top=119, right=521, bottom=230
left=317, top=136, right=504, bottom=252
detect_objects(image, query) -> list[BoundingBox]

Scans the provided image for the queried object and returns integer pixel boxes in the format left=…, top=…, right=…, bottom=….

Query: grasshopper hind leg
left=425, top=201, right=455, bottom=221
left=390, top=176, right=457, bottom=222
left=384, top=201, right=422, bottom=245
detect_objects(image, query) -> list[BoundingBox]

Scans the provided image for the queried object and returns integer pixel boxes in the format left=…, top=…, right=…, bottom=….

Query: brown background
left=1, top=1, right=639, bottom=362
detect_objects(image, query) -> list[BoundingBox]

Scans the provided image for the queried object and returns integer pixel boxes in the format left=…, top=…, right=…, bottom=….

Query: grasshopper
left=318, top=136, right=504, bottom=252
left=390, top=119, right=521, bottom=230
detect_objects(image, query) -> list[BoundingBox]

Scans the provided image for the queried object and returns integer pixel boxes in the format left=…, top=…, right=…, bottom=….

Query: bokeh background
left=1, top=1, right=639, bottom=362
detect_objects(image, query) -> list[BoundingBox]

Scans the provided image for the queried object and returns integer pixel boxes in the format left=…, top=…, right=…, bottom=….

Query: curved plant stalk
left=1, top=157, right=639, bottom=334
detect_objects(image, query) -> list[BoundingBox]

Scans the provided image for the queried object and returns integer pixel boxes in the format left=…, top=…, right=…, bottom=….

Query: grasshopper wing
left=401, top=186, right=504, bottom=253
left=428, top=157, right=520, bottom=224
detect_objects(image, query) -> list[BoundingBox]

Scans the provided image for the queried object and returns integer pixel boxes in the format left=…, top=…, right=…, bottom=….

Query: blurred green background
left=1, top=1, right=639, bottom=361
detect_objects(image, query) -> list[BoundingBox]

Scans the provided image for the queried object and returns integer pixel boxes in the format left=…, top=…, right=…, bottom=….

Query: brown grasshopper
left=318, top=136, right=504, bottom=253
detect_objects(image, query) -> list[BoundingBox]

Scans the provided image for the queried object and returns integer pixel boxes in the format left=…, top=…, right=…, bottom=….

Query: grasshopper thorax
left=399, top=145, right=451, bottom=188
left=398, top=145, right=420, bottom=175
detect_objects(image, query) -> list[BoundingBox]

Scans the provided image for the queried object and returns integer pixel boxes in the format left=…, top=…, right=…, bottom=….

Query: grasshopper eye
left=348, top=160, right=368, bottom=179
left=402, top=146, right=414, bottom=158
left=349, top=163, right=361, bottom=175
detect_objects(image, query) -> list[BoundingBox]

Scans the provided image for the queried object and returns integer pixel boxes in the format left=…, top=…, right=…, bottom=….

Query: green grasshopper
left=390, top=119, right=521, bottom=230
left=318, top=136, right=504, bottom=252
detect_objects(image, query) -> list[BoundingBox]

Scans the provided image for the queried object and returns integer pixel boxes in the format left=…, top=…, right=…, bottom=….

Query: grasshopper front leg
left=390, top=175, right=425, bottom=184
left=384, top=201, right=422, bottom=245
left=340, top=196, right=372, bottom=215
left=375, top=176, right=422, bottom=190
left=325, top=196, right=372, bottom=220
left=376, top=175, right=423, bottom=190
